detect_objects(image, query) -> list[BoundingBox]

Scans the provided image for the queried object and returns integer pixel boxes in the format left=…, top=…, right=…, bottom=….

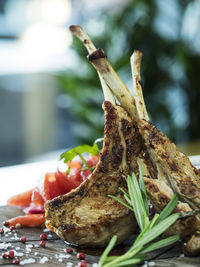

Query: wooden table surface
left=0, top=207, right=200, bottom=267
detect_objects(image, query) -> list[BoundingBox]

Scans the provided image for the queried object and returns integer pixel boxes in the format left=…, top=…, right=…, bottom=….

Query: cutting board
left=0, top=207, right=200, bottom=266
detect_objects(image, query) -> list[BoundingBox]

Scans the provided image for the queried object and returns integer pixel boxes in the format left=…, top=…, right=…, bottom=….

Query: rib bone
left=88, top=49, right=138, bottom=120
left=130, top=51, right=148, bottom=121
left=69, top=25, right=115, bottom=104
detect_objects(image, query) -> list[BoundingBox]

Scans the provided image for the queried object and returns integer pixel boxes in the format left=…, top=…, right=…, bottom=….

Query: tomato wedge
left=7, top=189, right=34, bottom=207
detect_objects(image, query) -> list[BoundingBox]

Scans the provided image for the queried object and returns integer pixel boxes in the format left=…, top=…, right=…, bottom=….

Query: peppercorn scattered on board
left=0, top=206, right=200, bottom=266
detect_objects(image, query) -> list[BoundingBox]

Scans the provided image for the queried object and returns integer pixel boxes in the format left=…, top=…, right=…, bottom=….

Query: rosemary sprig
left=99, top=161, right=180, bottom=267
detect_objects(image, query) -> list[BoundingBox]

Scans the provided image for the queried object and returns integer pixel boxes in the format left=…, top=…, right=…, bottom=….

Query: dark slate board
left=0, top=206, right=199, bottom=266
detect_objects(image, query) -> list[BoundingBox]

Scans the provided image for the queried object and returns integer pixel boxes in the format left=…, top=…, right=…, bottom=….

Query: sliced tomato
left=55, top=170, right=77, bottom=194
left=7, top=188, right=34, bottom=207
left=67, top=161, right=81, bottom=169
left=31, top=188, right=45, bottom=206
left=42, top=173, right=53, bottom=201
left=87, top=154, right=99, bottom=167
left=7, top=214, right=45, bottom=227
left=23, top=204, right=44, bottom=214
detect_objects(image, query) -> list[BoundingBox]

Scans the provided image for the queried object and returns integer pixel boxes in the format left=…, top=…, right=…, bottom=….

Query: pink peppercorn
left=8, top=250, right=14, bottom=259
left=77, top=252, right=85, bottom=260
left=3, top=221, right=9, bottom=227
left=79, top=260, right=87, bottom=267
left=40, top=240, right=46, bottom=247
left=0, top=228, right=4, bottom=234
left=13, top=259, right=20, bottom=265
left=21, top=237, right=26, bottom=243
left=10, top=225, right=16, bottom=231
left=40, top=233, right=47, bottom=240
left=2, top=253, right=8, bottom=259
left=66, top=248, right=73, bottom=254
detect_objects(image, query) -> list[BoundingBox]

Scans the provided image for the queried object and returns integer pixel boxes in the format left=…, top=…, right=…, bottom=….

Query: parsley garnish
left=60, top=140, right=101, bottom=170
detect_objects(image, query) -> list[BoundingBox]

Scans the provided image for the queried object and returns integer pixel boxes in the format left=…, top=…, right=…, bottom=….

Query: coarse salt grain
left=25, top=248, right=31, bottom=253
left=58, top=259, right=63, bottom=262
left=15, top=252, right=23, bottom=257
left=67, top=263, right=73, bottom=266
left=92, top=264, right=99, bottom=267
left=15, top=247, right=20, bottom=250
left=34, top=252, right=38, bottom=256
left=55, top=253, right=71, bottom=259
left=40, top=256, right=48, bottom=264
left=148, top=262, right=155, bottom=266
left=180, top=253, right=185, bottom=257
left=0, top=242, right=12, bottom=249
left=20, top=258, right=36, bottom=265
left=34, top=244, right=39, bottom=248
left=43, top=228, right=50, bottom=232
left=26, top=244, right=33, bottom=248
left=47, top=234, right=53, bottom=238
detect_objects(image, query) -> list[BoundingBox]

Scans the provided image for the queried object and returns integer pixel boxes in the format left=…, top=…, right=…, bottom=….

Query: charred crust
left=97, top=149, right=109, bottom=173
left=69, top=25, right=80, bottom=33
left=88, top=48, right=107, bottom=62
left=121, top=119, right=132, bottom=136
left=49, top=198, right=64, bottom=208
left=60, top=223, right=90, bottom=231
left=194, top=168, right=200, bottom=175
left=104, top=101, right=117, bottom=119
left=169, top=161, right=178, bottom=172
left=111, top=145, right=123, bottom=168
left=77, top=188, right=84, bottom=196
left=83, top=39, right=89, bottom=44
left=139, top=80, right=143, bottom=87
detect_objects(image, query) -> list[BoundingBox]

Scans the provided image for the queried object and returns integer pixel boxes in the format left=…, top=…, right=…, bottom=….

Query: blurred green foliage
left=57, top=0, right=200, bottom=145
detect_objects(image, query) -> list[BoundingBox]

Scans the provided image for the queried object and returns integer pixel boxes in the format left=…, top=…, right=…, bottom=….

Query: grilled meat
left=45, top=101, right=141, bottom=247
left=131, top=51, right=200, bottom=255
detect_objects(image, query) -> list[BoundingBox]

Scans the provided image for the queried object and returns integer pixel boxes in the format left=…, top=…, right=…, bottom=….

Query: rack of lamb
left=45, top=26, right=200, bottom=255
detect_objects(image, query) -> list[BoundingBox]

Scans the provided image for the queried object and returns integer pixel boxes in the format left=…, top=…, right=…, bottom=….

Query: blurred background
left=0, top=0, right=200, bottom=167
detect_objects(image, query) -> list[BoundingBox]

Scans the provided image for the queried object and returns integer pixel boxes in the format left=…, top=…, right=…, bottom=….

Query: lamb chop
left=45, top=27, right=142, bottom=247
left=131, top=51, right=200, bottom=255
left=86, top=38, right=200, bottom=254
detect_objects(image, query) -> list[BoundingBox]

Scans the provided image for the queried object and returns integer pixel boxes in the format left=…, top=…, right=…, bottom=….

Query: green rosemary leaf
left=127, top=175, right=144, bottom=230
left=104, top=256, right=118, bottom=262
left=108, top=195, right=134, bottom=211
left=113, top=256, right=146, bottom=267
left=119, top=187, right=129, bottom=198
left=141, top=235, right=180, bottom=254
left=148, top=213, right=159, bottom=229
left=156, top=194, right=178, bottom=225
left=132, top=213, right=179, bottom=250
left=128, top=173, right=148, bottom=230
left=99, top=235, right=117, bottom=266
left=138, top=158, right=149, bottom=216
